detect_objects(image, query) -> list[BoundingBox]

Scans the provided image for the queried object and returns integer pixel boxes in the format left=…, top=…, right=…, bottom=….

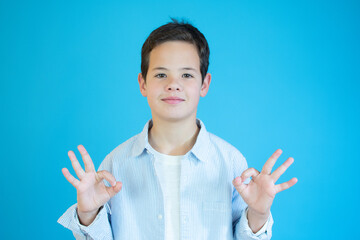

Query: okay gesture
left=233, top=149, right=298, bottom=216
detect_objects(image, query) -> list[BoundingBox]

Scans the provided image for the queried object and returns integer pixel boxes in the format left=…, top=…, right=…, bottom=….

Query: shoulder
left=109, top=134, right=140, bottom=159
left=98, top=133, right=142, bottom=171
left=208, top=132, right=245, bottom=159
left=206, top=131, right=248, bottom=173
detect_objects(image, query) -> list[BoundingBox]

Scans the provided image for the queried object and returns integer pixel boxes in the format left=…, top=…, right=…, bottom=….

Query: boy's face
left=138, top=41, right=211, bottom=123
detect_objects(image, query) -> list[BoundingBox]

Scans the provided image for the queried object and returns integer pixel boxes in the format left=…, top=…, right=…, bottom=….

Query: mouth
left=161, top=97, right=185, bottom=104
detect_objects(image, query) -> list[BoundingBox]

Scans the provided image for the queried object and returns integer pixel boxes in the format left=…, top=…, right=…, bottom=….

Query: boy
left=58, top=18, right=297, bottom=240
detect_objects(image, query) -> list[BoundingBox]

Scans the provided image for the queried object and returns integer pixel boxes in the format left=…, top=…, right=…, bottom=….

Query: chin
left=154, top=112, right=192, bottom=122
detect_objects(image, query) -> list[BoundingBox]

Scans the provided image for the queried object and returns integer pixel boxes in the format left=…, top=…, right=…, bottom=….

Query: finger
left=97, top=170, right=122, bottom=198
left=62, top=168, right=80, bottom=189
left=275, top=177, right=298, bottom=193
left=232, top=176, right=247, bottom=195
left=262, top=149, right=283, bottom=174
left=241, top=167, right=260, bottom=181
left=271, top=157, right=294, bottom=182
left=106, top=181, right=123, bottom=198
left=68, top=150, right=85, bottom=179
left=97, top=170, right=117, bottom=187
left=78, top=145, right=96, bottom=172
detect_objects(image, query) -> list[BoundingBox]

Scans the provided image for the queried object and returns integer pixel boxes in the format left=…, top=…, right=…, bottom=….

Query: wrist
left=247, top=207, right=270, bottom=233
left=248, top=207, right=270, bottom=220
left=77, top=207, right=101, bottom=226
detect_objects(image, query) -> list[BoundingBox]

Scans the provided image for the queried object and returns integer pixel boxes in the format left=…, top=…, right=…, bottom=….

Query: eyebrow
left=151, top=67, right=197, bottom=71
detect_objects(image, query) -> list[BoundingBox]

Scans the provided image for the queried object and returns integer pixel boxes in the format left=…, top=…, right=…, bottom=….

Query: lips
left=161, top=97, right=185, bottom=104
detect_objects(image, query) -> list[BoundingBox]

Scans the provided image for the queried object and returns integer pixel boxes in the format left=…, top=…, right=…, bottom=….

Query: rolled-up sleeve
left=57, top=203, right=113, bottom=240
left=234, top=207, right=274, bottom=240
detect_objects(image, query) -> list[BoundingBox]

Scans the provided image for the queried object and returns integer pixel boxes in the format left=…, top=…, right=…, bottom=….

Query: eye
left=182, top=73, right=193, bottom=78
left=155, top=73, right=167, bottom=78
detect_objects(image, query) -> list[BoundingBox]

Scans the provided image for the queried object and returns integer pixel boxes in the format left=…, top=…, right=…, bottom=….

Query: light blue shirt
left=58, top=119, right=273, bottom=240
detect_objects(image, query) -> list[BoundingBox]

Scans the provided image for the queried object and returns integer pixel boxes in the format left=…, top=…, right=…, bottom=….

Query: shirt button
left=183, top=216, right=188, bottom=223
left=158, top=214, right=163, bottom=220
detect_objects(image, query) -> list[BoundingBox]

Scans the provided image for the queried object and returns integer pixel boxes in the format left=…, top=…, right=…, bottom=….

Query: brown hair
left=141, top=17, right=210, bottom=84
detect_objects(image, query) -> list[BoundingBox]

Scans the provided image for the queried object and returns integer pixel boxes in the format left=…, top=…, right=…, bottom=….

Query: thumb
left=97, top=170, right=123, bottom=198
left=106, top=181, right=123, bottom=198
left=233, top=176, right=247, bottom=195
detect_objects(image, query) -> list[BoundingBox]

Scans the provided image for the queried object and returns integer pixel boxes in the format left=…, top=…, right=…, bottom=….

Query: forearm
left=247, top=207, right=270, bottom=233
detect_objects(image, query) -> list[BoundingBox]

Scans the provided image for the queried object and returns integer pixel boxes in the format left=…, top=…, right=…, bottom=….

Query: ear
left=138, top=73, right=147, bottom=97
left=200, top=73, right=211, bottom=97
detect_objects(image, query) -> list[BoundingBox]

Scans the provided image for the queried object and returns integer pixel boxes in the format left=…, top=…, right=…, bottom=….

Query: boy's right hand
left=61, top=145, right=122, bottom=226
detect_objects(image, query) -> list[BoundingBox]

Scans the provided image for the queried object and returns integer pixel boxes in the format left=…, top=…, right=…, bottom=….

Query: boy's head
left=138, top=18, right=211, bottom=123
left=140, top=18, right=210, bottom=83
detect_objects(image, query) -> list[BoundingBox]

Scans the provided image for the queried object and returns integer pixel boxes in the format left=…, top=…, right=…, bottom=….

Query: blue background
left=1, top=0, right=359, bottom=239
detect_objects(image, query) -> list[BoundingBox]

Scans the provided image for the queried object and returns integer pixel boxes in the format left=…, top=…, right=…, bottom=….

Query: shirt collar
left=131, top=119, right=211, bottom=163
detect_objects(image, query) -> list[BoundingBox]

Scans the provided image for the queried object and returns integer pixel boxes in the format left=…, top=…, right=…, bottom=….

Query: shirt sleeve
left=234, top=207, right=274, bottom=240
left=57, top=202, right=113, bottom=240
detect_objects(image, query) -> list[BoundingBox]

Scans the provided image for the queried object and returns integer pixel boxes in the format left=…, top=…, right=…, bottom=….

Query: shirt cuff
left=57, top=203, right=112, bottom=240
left=236, top=207, right=274, bottom=240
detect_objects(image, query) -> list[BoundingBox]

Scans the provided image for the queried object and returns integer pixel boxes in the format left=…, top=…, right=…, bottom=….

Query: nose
left=166, top=77, right=182, bottom=92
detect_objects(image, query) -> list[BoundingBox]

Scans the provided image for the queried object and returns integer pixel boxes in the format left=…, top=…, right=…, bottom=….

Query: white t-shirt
left=153, top=149, right=184, bottom=240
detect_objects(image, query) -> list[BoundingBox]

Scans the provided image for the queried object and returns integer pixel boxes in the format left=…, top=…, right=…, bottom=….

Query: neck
left=148, top=116, right=200, bottom=156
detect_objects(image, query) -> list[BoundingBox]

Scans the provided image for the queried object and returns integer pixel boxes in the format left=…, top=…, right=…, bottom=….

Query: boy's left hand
left=232, top=149, right=298, bottom=218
